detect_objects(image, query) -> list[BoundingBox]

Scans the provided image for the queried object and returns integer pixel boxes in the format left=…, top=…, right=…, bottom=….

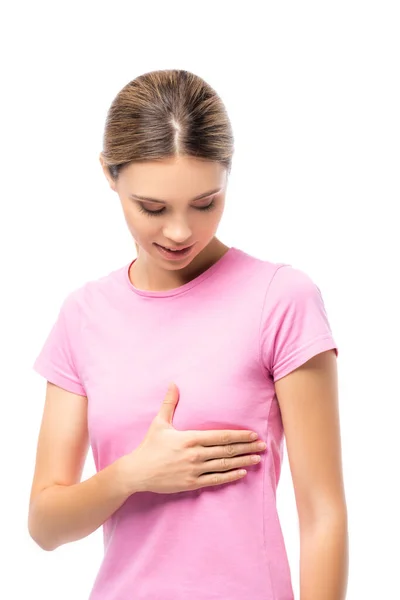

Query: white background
left=1, top=1, right=399, bottom=598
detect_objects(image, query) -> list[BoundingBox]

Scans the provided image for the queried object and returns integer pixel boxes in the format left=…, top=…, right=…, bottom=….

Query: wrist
left=115, top=453, right=146, bottom=496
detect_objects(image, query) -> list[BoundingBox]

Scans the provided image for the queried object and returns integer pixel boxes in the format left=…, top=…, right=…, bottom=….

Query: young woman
left=28, top=69, right=348, bottom=600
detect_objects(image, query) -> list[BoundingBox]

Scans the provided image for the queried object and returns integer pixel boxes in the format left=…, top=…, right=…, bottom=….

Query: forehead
left=119, top=157, right=227, bottom=201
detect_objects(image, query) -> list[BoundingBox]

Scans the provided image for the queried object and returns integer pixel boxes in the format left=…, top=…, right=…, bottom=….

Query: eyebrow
left=129, top=187, right=222, bottom=204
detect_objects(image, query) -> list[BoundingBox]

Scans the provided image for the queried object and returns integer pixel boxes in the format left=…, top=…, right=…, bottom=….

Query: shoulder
left=257, top=261, right=323, bottom=319
left=62, top=261, right=127, bottom=311
left=236, top=248, right=317, bottom=295
left=269, top=263, right=319, bottom=298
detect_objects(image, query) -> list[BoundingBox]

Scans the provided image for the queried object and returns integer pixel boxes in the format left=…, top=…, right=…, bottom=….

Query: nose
left=163, top=220, right=192, bottom=246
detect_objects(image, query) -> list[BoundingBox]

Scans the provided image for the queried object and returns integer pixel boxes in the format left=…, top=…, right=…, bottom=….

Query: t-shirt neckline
left=123, top=246, right=237, bottom=298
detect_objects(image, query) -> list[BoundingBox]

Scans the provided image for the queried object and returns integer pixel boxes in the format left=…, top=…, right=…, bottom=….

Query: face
left=100, top=155, right=228, bottom=279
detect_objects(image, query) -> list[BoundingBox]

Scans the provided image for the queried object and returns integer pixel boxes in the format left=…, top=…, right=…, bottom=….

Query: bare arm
left=27, top=381, right=135, bottom=551
left=275, top=349, right=349, bottom=600
left=299, top=510, right=348, bottom=600
left=28, top=456, right=133, bottom=551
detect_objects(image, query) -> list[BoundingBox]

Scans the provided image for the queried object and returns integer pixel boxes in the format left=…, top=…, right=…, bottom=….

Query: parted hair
left=100, top=69, right=234, bottom=180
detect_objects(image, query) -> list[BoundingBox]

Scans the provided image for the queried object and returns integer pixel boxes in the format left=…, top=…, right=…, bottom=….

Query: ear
left=99, top=153, right=117, bottom=192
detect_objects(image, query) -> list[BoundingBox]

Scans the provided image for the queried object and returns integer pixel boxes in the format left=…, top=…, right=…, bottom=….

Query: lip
left=161, top=245, right=192, bottom=251
left=154, top=242, right=195, bottom=260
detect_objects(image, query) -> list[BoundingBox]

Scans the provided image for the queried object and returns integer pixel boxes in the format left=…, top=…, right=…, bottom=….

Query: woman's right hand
left=120, top=382, right=267, bottom=494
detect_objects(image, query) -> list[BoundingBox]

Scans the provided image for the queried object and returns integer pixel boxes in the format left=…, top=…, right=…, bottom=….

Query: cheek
left=123, top=210, right=158, bottom=239
left=203, top=207, right=224, bottom=231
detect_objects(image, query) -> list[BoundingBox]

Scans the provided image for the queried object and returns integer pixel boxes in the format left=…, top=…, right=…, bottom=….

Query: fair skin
left=275, top=350, right=348, bottom=599
left=99, top=154, right=231, bottom=292
left=28, top=154, right=347, bottom=596
left=100, top=154, right=349, bottom=597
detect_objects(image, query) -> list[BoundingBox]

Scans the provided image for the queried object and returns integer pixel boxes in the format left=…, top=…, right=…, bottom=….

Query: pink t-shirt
left=33, top=246, right=338, bottom=600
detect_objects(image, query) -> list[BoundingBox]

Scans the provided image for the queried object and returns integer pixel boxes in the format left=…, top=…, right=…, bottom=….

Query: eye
left=137, top=205, right=165, bottom=217
left=137, top=197, right=217, bottom=217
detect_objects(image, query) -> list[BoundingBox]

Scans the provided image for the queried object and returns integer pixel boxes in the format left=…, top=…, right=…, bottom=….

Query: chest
left=79, top=303, right=274, bottom=466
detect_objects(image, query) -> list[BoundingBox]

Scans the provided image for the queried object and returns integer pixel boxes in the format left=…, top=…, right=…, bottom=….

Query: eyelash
left=137, top=198, right=217, bottom=217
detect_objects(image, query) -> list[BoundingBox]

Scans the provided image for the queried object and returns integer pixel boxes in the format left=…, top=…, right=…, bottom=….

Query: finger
left=194, top=469, right=247, bottom=489
left=187, top=429, right=258, bottom=447
left=202, top=440, right=266, bottom=460
left=158, top=382, right=179, bottom=424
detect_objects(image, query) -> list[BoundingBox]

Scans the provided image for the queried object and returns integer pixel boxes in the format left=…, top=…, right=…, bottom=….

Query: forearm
left=28, top=457, right=134, bottom=551
left=299, top=511, right=349, bottom=600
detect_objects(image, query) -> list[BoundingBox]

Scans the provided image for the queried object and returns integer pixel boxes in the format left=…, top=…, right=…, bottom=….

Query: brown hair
left=101, top=69, right=234, bottom=178
left=100, top=69, right=234, bottom=254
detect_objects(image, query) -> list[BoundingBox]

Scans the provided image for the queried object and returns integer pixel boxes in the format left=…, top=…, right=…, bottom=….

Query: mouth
left=154, top=242, right=195, bottom=260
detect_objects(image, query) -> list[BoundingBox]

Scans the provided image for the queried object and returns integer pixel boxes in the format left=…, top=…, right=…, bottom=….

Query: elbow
left=28, top=508, right=56, bottom=552
left=28, top=528, right=55, bottom=552
left=299, top=497, right=348, bottom=532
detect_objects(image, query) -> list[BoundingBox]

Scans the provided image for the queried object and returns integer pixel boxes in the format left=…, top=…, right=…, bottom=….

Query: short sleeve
left=260, top=265, right=338, bottom=382
left=32, top=292, right=87, bottom=396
